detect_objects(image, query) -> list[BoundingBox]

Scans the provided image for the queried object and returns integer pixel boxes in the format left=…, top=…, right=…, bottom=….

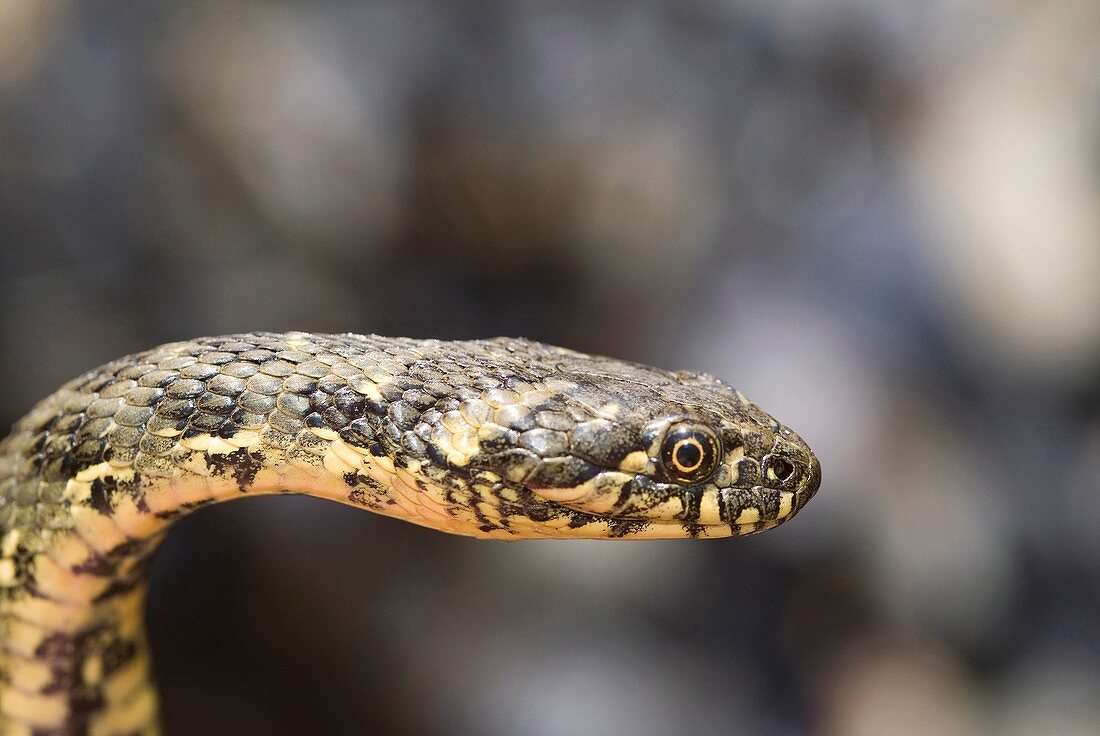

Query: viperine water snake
left=0, top=331, right=820, bottom=734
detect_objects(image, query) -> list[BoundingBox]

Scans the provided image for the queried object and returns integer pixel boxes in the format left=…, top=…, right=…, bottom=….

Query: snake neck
left=0, top=425, right=406, bottom=736
left=0, top=393, right=485, bottom=735
left=0, top=574, right=158, bottom=736
left=0, top=453, right=165, bottom=736
left=0, top=412, right=413, bottom=736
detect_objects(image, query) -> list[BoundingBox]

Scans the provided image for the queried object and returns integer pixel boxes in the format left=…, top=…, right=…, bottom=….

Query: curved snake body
left=0, top=332, right=820, bottom=734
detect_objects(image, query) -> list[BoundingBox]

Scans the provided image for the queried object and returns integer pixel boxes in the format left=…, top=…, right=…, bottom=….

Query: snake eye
left=763, top=455, right=799, bottom=486
left=660, top=423, right=721, bottom=484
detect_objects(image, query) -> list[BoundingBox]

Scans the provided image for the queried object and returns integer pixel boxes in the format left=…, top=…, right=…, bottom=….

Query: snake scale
left=0, top=332, right=820, bottom=734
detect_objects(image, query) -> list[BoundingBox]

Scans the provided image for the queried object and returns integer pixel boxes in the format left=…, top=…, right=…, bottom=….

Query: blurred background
left=2, top=1, right=1099, bottom=734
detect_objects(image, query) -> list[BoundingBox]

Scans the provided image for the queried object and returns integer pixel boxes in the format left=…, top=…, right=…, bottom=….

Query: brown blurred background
left=2, top=1, right=1100, bottom=734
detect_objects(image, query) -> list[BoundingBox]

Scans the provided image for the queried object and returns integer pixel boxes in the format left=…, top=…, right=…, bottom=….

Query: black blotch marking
left=492, top=485, right=559, bottom=524
left=36, top=651, right=84, bottom=697
left=154, top=498, right=215, bottom=520
left=349, top=489, right=384, bottom=510
left=206, top=448, right=263, bottom=490
left=32, top=633, right=105, bottom=734
left=682, top=523, right=706, bottom=538
left=71, top=552, right=114, bottom=576
left=425, top=443, right=447, bottom=467
left=62, top=466, right=135, bottom=518
left=108, top=537, right=143, bottom=556
left=476, top=429, right=516, bottom=454
left=134, top=492, right=150, bottom=514
left=4, top=547, right=35, bottom=588
left=570, top=420, right=641, bottom=468
left=524, top=455, right=600, bottom=489
left=217, top=423, right=240, bottom=440
left=65, top=539, right=145, bottom=579
left=342, top=470, right=386, bottom=509
left=180, top=426, right=205, bottom=441
left=88, top=477, right=117, bottom=515
left=735, top=457, right=760, bottom=486
left=93, top=555, right=155, bottom=603
left=681, top=488, right=703, bottom=523
left=759, top=487, right=781, bottom=520
left=342, top=471, right=386, bottom=493
left=30, top=433, right=49, bottom=455
left=567, top=514, right=592, bottom=529
left=717, top=489, right=730, bottom=523
left=31, top=623, right=141, bottom=735
left=613, top=481, right=634, bottom=511
left=466, top=489, right=496, bottom=530
left=99, top=636, right=138, bottom=677
left=606, top=518, right=649, bottom=538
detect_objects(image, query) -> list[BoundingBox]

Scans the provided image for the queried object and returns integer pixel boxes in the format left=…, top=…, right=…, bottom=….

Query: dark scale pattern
left=0, top=332, right=820, bottom=734
left=0, top=331, right=824, bottom=547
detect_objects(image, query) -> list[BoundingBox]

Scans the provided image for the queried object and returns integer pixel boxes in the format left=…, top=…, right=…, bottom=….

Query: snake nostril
left=763, top=455, right=797, bottom=486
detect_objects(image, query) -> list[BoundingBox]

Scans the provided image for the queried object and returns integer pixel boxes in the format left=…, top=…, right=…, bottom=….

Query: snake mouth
left=520, top=473, right=809, bottom=538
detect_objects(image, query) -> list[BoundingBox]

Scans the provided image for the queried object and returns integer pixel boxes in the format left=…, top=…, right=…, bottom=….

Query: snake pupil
left=660, top=423, right=721, bottom=483
left=675, top=440, right=702, bottom=471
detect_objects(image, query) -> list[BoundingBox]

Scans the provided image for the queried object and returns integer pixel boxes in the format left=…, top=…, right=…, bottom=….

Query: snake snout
left=796, top=452, right=822, bottom=511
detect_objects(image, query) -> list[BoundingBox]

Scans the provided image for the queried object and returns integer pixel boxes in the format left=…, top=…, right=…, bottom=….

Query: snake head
left=457, top=341, right=821, bottom=538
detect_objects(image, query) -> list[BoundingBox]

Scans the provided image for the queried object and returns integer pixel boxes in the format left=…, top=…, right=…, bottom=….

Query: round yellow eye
left=660, top=424, right=721, bottom=483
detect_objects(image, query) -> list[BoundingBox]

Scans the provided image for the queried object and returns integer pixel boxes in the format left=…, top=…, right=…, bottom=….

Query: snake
left=0, top=331, right=820, bottom=734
